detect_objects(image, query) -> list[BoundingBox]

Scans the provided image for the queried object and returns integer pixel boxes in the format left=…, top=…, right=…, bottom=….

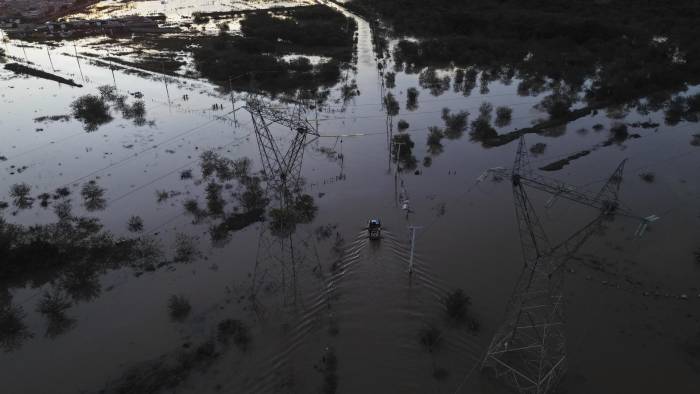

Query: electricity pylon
left=246, top=96, right=319, bottom=197
left=245, top=97, right=319, bottom=310
left=482, top=136, right=635, bottom=394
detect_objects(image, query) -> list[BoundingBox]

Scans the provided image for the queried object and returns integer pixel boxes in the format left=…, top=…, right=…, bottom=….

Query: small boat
left=367, top=219, right=381, bottom=240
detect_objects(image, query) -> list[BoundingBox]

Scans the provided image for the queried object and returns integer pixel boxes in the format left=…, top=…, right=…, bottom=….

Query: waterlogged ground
left=71, top=0, right=316, bottom=21
left=1, top=2, right=700, bottom=394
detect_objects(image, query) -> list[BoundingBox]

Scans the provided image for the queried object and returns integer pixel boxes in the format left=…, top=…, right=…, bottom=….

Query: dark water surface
left=1, top=1, right=699, bottom=393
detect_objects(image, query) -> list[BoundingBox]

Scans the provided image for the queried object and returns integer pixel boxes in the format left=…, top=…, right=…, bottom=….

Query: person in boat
left=368, top=219, right=381, bottom=239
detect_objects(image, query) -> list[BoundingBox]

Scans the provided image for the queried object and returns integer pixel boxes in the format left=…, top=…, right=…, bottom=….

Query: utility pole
left=394, top=141, right=405, bottom=174
left=46, top=46, right=55, bottom=72
left=74, top=44, right=84, bottom=82
left=229, top=77, right=237, bottom=125
left=162, top=62, right=171, bottom=106
left=408, top=226, right=422, bottom=274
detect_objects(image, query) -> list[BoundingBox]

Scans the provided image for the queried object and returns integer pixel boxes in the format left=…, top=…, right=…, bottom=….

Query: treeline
left=193, top=4, right=357, bottom=95
left=348, top=0, right=700, bottom=105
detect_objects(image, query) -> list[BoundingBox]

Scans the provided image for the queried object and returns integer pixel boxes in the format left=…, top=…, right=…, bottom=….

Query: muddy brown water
left=1, top=2, right=700, bottom=393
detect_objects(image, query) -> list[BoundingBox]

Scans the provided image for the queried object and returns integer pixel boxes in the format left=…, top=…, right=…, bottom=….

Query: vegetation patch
left=406, top=87, right=419, bottom=110
left=418, top=324, right=441, bottom=353
left=36, top=290, right=75, bottom=338
left=350, top=0, right=700, bottom=130
left=314, top=347, right=338, bottom=394
left=426, top=126, right=444, bottom=155
left=217, top=318, right=251, bottom=351
left=392, top=133, right=417, bottom=169
left=71, top=94, right=112, bottom=132
left=193, top=5, right=356, bottom=96
left=34, top=114, right=71, bottom=123
left=442, top=289, right=479, bottom=331
left=5, top=63, right=82, bottom=87
left=0, top=303, right=32, bottom=352
left=540, top=150, right=591, bottom=172
left=384, top=92, right=399, bottom=116
left=639, top=172, right=656, bottom=183
left=495, top=106, right=513, bottom=127
left=168, top=295, right=191, bottom=322
left=103, top=339, right=219, bottom=394
left=442, top=108, right=469, bottom=139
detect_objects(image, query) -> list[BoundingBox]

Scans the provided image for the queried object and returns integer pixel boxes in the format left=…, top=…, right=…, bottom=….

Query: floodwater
left=1, top=1, right=700, bottom=394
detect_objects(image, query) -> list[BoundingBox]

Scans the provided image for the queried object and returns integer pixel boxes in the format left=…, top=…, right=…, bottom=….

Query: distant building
left=0, top=0, right=76, bottom=20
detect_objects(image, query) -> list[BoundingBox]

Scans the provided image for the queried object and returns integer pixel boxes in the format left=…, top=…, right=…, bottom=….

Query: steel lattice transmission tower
left=245, top=97, right=320, bottom=309
left=246, top=96, right=319, bottom=199
left=482, top=136, right=635, bottom=394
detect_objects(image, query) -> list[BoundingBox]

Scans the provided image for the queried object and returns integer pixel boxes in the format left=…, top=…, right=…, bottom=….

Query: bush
left=639, top=172, right=655, bottom=183
left=427, top=126, right=444, bottom=154
left=81, top=180, right=106, bottom=211
left=384, top=92, right=400, bottom=116
left=385, top=71, right=396, bottom=88
left=495, top=106, right=513, bottom=127
left=478, top=102, right=493, bottom=120
left=217, top=318, right=251, bottom=351
left=610, top=122, right=629, bottom=141
left=406, top=87, right=419, bottom=110
left=442, top=108, right=469, bottom=139
left=128, top=216, right=144, bottom=232
left=9, top=183, right=33, bottom=209
left=418, top=324, right=441, bottom=353
left=397, top=119, right=410, bottom=131
left=174, top=233, right=199, bottom=263
left=470, top=116, right=497, bottom=140
left=36, top=291, right=75, bottom=338
left=691, top=134, right=700, bottom=147
left=0, top=303, right=32, bottom=351
left=70, top=94, right=112, bottom=131
left=442, top=289, right=470, bottom=321
left=530, top=142, right=547, bottom=155
left=168, top=295, right=191, bottom=322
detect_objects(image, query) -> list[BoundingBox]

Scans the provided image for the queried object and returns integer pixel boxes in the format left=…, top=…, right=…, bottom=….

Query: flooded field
left=1, top=1, right=700, bottom=393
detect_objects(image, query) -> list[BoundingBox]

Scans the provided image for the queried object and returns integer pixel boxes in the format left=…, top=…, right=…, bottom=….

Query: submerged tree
left=0, top=303, right=32, bottom=351
left=418, top=323, right=442, bottom=353
left=9, top=183, right=33, bottom=209
left=441, top=108, right=469, bottom=139
left=426, top=126, right=445, bottom=155
left=496, top=107, right=514, bottom=125
left=406, top=87, right=419, bottom=110
left=36, top=291, right=75, bottom=338
left=173, top=233, right=200, bottom=263
left=392, top=133, right=417, bottom=169
left=71, top=94, right=112, bottom=132
left=384, top=92, right=400, bottom=116
left=385, top=71, right=396, bottom=89
left=167, top=295, right=192, bottom=322
left=217, top=318, right=251, bottom=351
left=81, top=180, right=106, bottom=211
left=470, top=105, right=497, bottom=141
left=127, top=216, right=144, bottom=233
left=419, top=68, right=450, bottom=96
